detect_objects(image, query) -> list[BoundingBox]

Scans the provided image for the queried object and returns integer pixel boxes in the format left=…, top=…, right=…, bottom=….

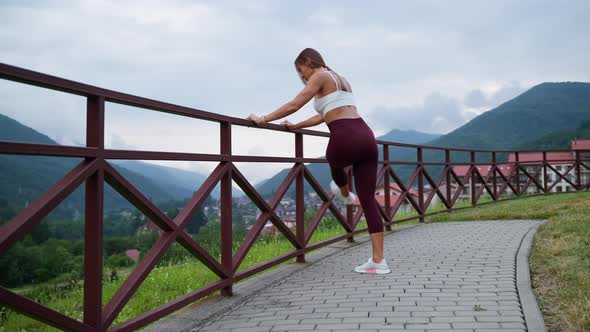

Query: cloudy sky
left=1, top=0, right=589, bottom=183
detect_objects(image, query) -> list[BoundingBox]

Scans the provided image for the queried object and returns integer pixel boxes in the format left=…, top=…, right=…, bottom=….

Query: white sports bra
left=313, top=71, right=356, bottom=117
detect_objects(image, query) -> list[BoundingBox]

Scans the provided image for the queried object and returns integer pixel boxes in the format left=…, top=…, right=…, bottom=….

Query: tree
left=30, top=221, right=51, bottom=244
left=106, top=254, right=134, bottom=268
left=194, top=221, right=221, bottom=258
left=46, top=246, right=72, bottom=276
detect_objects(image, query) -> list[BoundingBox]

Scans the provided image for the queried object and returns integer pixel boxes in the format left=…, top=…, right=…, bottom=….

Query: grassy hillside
left=514, top=119, right=590, bottom=150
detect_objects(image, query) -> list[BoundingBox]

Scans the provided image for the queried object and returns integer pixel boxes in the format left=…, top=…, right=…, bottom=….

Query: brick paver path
left=192, top=220, right=543, bottom=332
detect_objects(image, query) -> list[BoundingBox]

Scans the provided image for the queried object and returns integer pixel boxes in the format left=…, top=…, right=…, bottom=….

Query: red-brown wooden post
left=417, top=147, right=424, bottom=222
left=383, top=144, right=392, bottom=231
left=514, top=151, right=522, bottom=196
left=295, top=133, right=305, bottom=262
left=575, top=150, right=581, bottom=191
left=220, top=122, right=233, bottom=296
left=445, top=149, right=451, bottom=208
left=492, top=151, right=497, bottom=200
left=543, top=151, right=548, bottom=193
left=471, top=151, right=476, bottom=206
left=84, top=95, right=104, bottom=331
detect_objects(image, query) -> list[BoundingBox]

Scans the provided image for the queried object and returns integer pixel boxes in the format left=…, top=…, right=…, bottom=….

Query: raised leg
left=330, top=164, right=350, bottom=196
left=330, top=164, right=348, bottom=186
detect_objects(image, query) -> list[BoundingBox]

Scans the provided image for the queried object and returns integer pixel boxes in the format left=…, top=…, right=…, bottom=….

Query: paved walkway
left=148, top=220, right=546, bottom=332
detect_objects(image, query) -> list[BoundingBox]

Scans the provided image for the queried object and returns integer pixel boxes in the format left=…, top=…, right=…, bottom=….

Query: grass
left=0, top=234, right=313, bottom=331
left=0, top=202, right=432, bottom=331
left=427, top=191, right=590, bottom=332
left=0, top=215, right=374, bottom=331
left=3, top=191, right=588, bottom=331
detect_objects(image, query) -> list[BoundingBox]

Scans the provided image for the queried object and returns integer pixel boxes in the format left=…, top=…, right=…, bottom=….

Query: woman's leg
left=353, top=158, right=385, bottom=262
left=326, top=134, right=353, bottom=196
left=330, top=164, right=352, bottom=196
left=330, top=164, right=348, bottom=187
left=369, top=232, right=384, bottom=263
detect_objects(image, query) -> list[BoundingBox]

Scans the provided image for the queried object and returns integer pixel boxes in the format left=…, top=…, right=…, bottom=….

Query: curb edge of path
left=516, top=219, right=548, bottom=332
left=143, top=222, right=423, bottom=332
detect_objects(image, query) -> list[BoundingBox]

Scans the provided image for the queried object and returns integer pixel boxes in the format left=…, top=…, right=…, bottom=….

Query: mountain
left=378, top=129, right=440, bottom=145
left=0, top=113, right=214, bottom=217
left=514, top=119, right=590, bottom=150
left=112, top=160, right=220, bottom=199
left=385, top=82, right=590, bottom=182
left=254, top=128, right=440, bottom=197
left=0, top=114, right=55, bottom=145
left=425, top=82, right=590, bottom=150
left=256, top=82, right=590, bottom=195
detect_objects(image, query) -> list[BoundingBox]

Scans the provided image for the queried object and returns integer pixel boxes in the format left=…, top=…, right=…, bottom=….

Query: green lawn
left=0, top=214, right=371, bottom=331
left=2, top=192, right=588, bottom=331
left=427, top=191, right=590, bottom=332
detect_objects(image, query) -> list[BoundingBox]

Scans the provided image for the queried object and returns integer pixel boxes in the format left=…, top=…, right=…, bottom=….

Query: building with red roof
left=572, top=139, right=590, bottom=186
left=507, top=152, right=574, bottom=165
left=125, top=249, right=140, bottom=263
left=572, top=139, right=590, bottom=151
left=450, top=140, right=590, bottom=197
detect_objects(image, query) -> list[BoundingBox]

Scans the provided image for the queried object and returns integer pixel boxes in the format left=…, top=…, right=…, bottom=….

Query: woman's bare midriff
left=324, top=105, right=361, bottom=125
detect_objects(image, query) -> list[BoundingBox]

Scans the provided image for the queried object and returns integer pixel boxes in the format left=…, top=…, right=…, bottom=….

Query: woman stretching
left=247, top=48, right=390, bottom=274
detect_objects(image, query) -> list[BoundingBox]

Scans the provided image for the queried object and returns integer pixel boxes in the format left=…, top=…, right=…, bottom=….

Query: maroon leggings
left=326, top=117, right=384, bottom=234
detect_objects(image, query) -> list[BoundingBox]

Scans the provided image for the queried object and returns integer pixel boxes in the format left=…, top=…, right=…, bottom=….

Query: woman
left=246, top=48, right=390, bottom=274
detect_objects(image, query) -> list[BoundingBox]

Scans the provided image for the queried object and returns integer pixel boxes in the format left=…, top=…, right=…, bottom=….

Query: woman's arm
left=262, top=73, right=323, bottom=122
left=291, top=114, right=324, bottom=129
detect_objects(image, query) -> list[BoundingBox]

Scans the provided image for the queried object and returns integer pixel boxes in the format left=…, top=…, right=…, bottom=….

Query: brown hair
left=294, top=48, right=334, bottom=84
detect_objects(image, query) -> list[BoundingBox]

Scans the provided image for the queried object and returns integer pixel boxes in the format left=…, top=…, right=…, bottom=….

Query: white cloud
left=368, top=92, right=467, bottom=134
left=463, top=81, right=527, bottom=109
left=1, top=0, right=589, bottom=181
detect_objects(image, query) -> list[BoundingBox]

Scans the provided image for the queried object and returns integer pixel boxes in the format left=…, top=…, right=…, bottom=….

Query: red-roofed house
left=447, top=140, right=590, bottom=197
left=125, top=249, right=140, bottom=263
left=507, top=151, right=576, bottom=194
left=572, top=139, right=590, bottom=151
left=507, top=152, right=574, bottom=165
left=573, top=139, right=590, bottom=186
left=473, top=139, right=590, bottom=195
left=451, top=164, right=515, bottom=200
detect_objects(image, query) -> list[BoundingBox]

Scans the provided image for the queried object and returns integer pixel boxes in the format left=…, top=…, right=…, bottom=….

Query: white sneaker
left=330, top=180, right=357, bottom=205
left=330, top=180, right=342, bottom=197
left=354, top=257, right=391, bottom=274
left=342, top=192, right=357, bottom=205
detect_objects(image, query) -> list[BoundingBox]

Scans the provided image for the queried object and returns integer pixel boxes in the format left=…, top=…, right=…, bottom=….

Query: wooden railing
left=0, top=63, right=588, bottom=331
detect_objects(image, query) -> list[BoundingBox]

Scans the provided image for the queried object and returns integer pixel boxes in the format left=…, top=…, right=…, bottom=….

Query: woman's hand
left=281, top=119, right=297, bottom=130
left=246, top=113, right=266, bottom=126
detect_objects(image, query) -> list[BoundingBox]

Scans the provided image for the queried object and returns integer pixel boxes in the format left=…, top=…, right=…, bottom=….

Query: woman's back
left=313, top=70, right=359, bottom=124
